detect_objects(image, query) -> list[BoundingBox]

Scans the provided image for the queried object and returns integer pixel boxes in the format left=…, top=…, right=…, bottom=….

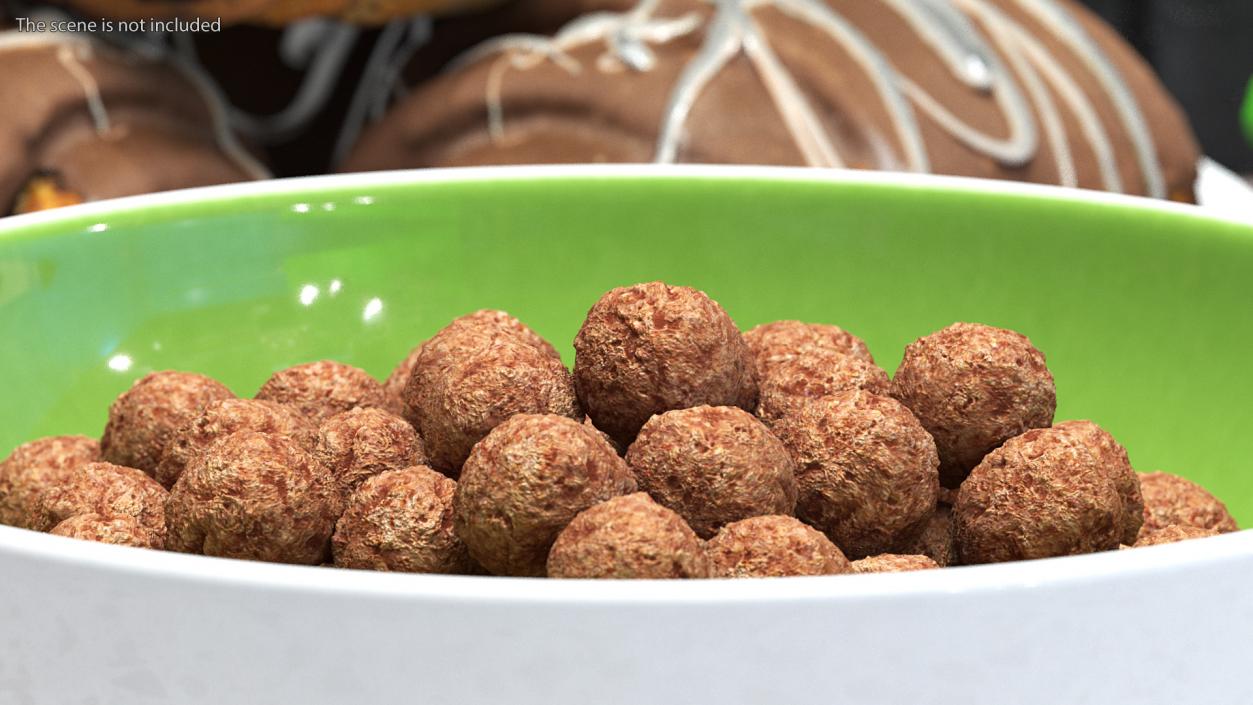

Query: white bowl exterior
left=2, top=524, right=1252, bottom=704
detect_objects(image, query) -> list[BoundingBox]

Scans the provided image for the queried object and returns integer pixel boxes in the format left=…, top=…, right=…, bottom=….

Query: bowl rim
left=1, top=164, right=1252, bottom=239
left=2, top=163, right=1250, bottom=600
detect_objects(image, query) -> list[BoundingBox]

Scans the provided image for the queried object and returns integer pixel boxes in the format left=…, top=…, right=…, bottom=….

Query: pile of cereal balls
left=0, top=282, right=1240, bottom=578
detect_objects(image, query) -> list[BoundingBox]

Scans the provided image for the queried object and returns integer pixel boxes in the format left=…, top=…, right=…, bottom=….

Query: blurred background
left=1, top=0, right=1250, bottom=178
left=1083, top=0, right=1253, bottom=173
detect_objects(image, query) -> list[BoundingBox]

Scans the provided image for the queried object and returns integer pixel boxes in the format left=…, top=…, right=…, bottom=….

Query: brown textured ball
left=384, top=343, right=426, bottom=420
left=626, top=405, right=797, bottom=538
left=0, top=435, right=100, bottom=529
left=1052, top=420, right=1144, bottom=545
left=332, top=465, right=474, bottom=574
left=902, top=505, right=957, bottom=567
left=890, top=323, right=1057, bottom=487
left=573, top=282, right=757, bottom=446
left=955, top=426, right=1124, bottom=564
left=101, top=371, right=235, bottom=476
left=1138, top=471, right=1238, bottom=536
left=770, top=390, right=939, bottom=559
left=155, top=398, right=317, bottom=490
left=316, top=408, right=426, bottom=496
left=743, top=320, right=875, bottom=379
left=50, top=513, right=164, bottom=549
left=706, top=515, right=850, bottom=578
left=403, top=320, right=580, bottom=474
left=454, top=414, right=635, bottom=576
left=445, top=309, right=561, bottom=360
left=33, top=462, right=167, bottom=541
left=851, top=554, right=940, bottom=573
left=1134, top=524, right=1221, bottom=547
left=547, top=493, right=709, bottom=579
left=165, top=430, right=342, bottom=564
left=755, top=348, right=891, bottom=423
left=384, top=309, right=561, bottom=421
left=255, top=360, right=387, bottom=425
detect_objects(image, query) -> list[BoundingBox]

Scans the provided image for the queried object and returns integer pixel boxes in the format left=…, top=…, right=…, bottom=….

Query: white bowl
left=2, top=165, right=1251, bottom=704
left=2, top=524, right=1252, bottom=704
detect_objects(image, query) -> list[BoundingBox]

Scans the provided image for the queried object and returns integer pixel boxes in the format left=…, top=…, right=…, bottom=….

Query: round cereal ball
left=902, top=505, right=956, bottom=567
left=706, top=515, right=850, bottom=578
left=0, top=435, right=100, bottom=529
left=255, top=360, right=387, bottom=425
left=890, top=323, right=1056, bottom=488
left=447, top=309, right=560, bottom=360
left=50, top=513, right=164, bottom=549
left=383, top=310, right=560, bottom=423
left=1134, top=525, right=1221, bottom=547
left=851, top=554, right=940, bottom=573
left=626, top=405, right=797, bottom=539
left=1052, top=420, right=1144, bottom=545
left=453, top=414, right=635, bottom=576
left=101, top=371, right=235, bottom=476
left=547, top=493, right=709, bottom=579
left=332, top=465, right=474, bottom=574
left=384, top=343, right=426, bottom=421
left=573, top=282, right=757, bottom=447
left=315, top=407, right=426, bottom=496
left=755, top=348, right=891, bottom=423
left=155, top=398, right=317, bottom=490
left=33, top=462, right=167, bottom=540
left=955, top=426, right=1124, bottom=564
left=743, top=320, right=875, bottom=380
left=404, top=321, right=580, bottom=474
left=770, top=390, right=939, bottom=559
left=1138, top=471, right=1237, bottom=536
left=165, top=430, right=342, bottom=564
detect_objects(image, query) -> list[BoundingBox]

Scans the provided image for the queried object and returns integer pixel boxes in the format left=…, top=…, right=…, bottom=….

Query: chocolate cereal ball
left=891, top=323, right=1056, bottom=487
left=255, top=360, right=387, bottom=425
left=547, top=493, right=710, bottom=579
left=33, top=462, right=167, bottom=541
left=383, top=309, right=560, bottom=421
left=770, top=390, right=939, bottom=559
left=384, top=343, right=426, bottom=421
left=332, top=465, right=474, bottom=574
left=101, top=371, right=235, bottom=476
left=743, top=320, right=875, bottom=379
left=50, top=513, right=164, bottom=550
left=454, top=414, right=635, bottom=576
left=903, top=505, right=957, bottom=567
left=155, top=398, right=317, bottom=489
left=706, top=515, right=850, bottom=578
left=1134, top=524, right=1221, bottom=547
left=1052, top=420, right=1144, bottom=545
left=446, top=309, right=561, bottom=360
left=626, top=406, right=797, bottom=538
left=573, top=282, right=756, bottom=446
left=316, top=408, right=426, bottom=496
left=851, top=554, right=940, bottom=574
left=955, top=426, right=1124, bottom=564
left=1138, top=471, right=1238, bottom=536
left=165, top=430, right=342, bottom=564
left=755, top=348, right=891, bottom=423
left=0, top=435, right=100, bottom=529
left=404, top=320, right=579, bottom=474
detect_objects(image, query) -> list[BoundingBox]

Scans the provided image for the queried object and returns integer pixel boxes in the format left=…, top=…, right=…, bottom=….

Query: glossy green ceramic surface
left=1, top=169, right=1250, bottom=524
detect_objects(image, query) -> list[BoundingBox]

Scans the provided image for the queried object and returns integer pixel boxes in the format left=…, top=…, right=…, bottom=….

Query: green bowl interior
left=3, top=172, right=1251, bottom=525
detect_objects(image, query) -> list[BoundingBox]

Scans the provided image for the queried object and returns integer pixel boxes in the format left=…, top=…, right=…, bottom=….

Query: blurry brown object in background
left=0, top=31, right=266, bottom=216
left=347, top=0, right=1200, bottom=201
